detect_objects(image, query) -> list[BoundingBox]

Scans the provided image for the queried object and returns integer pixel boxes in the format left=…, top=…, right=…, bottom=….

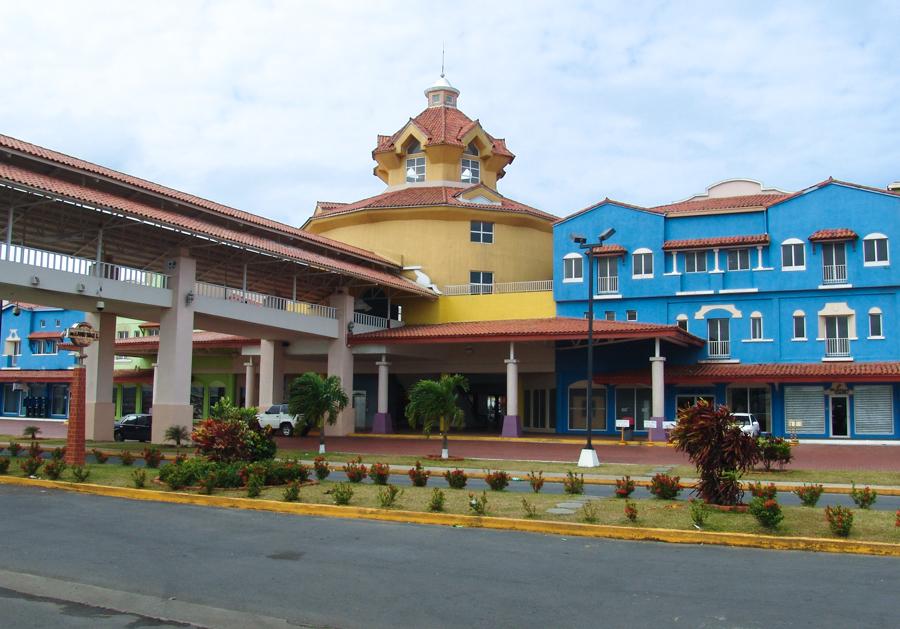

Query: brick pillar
left=65, top=365, right=86, bottom=466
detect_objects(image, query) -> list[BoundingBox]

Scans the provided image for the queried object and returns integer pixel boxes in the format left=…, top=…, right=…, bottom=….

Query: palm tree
left=288, top=372, right=349, bottom=454
left=406, top=374, right=469, bottom=459
left=22, top=426, right=41, bottom=441
left=164, top=425, right=190, bottom=456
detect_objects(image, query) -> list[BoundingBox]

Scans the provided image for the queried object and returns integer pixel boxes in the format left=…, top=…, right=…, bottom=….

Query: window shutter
left=784, top=386, right=825, bottom=434
left=853, top=386, right=893, bottom=435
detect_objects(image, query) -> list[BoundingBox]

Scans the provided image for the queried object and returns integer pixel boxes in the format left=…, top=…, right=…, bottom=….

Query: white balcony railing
left=1, top=244, right=170, bottom=289
left=352, top=312, right=400, bottom=329
left=442, top=279, right=553, bottom=296
left=193, top=281, right=337, bottom=319
left=826, top=337, right=851, bottom=357
left=597, top=275, right=618, bottom=294
left=707, top=339, right=730, bottom=358
left=822, top=264, right=847, bottom=284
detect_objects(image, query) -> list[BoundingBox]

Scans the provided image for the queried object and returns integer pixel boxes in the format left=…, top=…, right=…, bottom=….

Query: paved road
left=1, top=486, right=897, bottom=628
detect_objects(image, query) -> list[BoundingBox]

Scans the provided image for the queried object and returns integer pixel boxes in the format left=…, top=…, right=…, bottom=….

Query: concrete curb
left=347, top=433, right=672, bottom=447
left=2, top=475, right=898, bottom=557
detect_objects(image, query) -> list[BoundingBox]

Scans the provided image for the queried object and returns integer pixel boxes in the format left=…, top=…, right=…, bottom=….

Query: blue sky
left=1, top=1, right=898, bottom=224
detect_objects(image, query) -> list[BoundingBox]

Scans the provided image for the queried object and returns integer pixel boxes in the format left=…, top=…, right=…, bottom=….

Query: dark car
left=113, top=414, right=152, bottom=442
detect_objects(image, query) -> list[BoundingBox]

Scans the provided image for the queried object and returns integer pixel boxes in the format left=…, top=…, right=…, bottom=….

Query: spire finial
left=441, top=43, right=445, bottom=78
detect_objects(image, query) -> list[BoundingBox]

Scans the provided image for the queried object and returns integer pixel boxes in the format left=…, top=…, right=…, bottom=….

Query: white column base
left=577, top=448, right=600, bottom=468
left=441, top=448, right=449, bottom=460
left=318, top=443, right=326, bottom=455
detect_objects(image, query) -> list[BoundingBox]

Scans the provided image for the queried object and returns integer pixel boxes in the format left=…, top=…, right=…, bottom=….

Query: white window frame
left=405, top=156, right=425, bottom=183
left=749, top=312, right=763, bottom=340
left=32, top=339, right=58, bottom=355
left=863, top=233, right=889, bottom=266
left=596, top=256, right=619, bottom=294
left=676, top=314, right=689, bottom=332
left=781, top=238, right=806, bottom=271
left=626, top=310, right=637, bottom=322
left=684, top=250, right=707, bottom=273
left=563, top=253, right=583, bottom=283
left=726, top=248, right=751, bottom=271
left=469, top=270, right=494, bottom=295
left=470, top=221, right=494, bottom=244
left=792, top=310, right=807, bottom=341
left=868, top=307, right=884, bottom=339
left=631, top=248, right=654, bottom=279
left=461, top=158, right=480, bottom=184
left=604, top=311, right=615, bottom=321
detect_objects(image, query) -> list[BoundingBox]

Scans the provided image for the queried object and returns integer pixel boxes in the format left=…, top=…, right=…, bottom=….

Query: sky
left=1, top=1, right=898, bottom=225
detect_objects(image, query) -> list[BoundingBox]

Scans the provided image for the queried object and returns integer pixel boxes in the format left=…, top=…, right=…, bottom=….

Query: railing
left=442, top=279, right=553, bottom=296
left=826, top=337, right=851, bottom=357
left=352, top=312, right=395, bottom=329
left=597, top=275, right=618, bottom=294
left=1, top=244, right=169, bottom=289
left=822, top=264, right=847, bottom=284
left=193, top=281, right=337, bottom=319
left=707, top=340, right=730, bottom=358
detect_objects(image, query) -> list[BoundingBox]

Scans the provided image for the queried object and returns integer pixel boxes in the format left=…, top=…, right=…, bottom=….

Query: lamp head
left=598, top=227, right=616, bottom=242
left=571, top=233, right=587, bottom=245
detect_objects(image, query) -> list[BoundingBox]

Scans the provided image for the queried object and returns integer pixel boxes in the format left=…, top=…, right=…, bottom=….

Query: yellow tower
left=303, top=76, right=556, bottom=323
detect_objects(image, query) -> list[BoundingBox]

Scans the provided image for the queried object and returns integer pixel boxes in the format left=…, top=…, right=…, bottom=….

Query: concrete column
left=84, top=312, right=116, bottom=441
left=244, top=360, right=257, bottom=408
left=648, top=338, right=667, bottom=442
left=258, top=340, right=284, bottom=409
left=501, top=342, right=522, bottom=437
left=712, top=248, right=721, bottom=272
left=152, top=254, right=196, bottom=443
left=326, top=288, right=355, bottom=436
left=372, top=355, right=392, bottom=433
left=64, top=364, right=86, bottom=466
left=151, top=363, right=159, bottom=407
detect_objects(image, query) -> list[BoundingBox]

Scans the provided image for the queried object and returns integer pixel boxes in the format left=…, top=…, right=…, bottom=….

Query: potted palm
left=406, top=374, right=469, bottom=459
left=288, top=372, right=349, bottom=454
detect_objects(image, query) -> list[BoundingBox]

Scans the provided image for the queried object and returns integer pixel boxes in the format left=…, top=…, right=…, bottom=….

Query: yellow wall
left=402, top=291, right=556, bottom=324
left=307, top=206, right=553, bottom=288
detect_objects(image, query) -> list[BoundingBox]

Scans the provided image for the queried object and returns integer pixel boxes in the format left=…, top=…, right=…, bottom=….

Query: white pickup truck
left=256, top=404, right=309, bottom=437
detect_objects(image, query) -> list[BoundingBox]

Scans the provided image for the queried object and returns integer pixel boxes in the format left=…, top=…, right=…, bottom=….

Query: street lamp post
left=573, top=227, right=615, bottom=468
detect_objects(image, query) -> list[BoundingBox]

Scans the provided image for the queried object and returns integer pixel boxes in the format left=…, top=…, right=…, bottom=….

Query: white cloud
left=0, top=1, right=898, bottom=224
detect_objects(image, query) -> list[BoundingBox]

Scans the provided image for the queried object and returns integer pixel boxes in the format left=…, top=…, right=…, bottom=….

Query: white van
left=257, top=404, right=309, bottom=437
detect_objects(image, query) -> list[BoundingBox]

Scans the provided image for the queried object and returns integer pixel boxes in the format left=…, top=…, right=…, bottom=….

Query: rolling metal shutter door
left=784, top=386, right=825, bottom=434
left=854, top=386, right=894, bottom=435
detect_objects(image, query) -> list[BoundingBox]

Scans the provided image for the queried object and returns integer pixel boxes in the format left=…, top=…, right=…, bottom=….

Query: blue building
left=0, top=303, right=81, bottom=419
left=553, top=179, right=900, bottom=440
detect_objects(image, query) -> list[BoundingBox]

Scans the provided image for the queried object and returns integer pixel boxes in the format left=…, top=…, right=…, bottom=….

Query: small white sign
left=644, top=420, right=658, bottom=429
left=615, top=419, right=632, bottom=428
left=663, top=421, right=676, bottom=429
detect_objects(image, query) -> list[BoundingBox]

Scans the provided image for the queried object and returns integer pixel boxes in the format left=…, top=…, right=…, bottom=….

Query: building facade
left=553, top=179, right=900, bottom=440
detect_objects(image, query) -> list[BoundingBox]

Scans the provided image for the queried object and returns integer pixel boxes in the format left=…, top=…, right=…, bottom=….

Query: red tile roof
left=0, top=369, right=73, bottom=383
left=0, top=160, right=433, bottom=298
left=137, top=322, right=160, bottom=328
left=590, top=244, right=627, bottom=256
left=114, top=331, right=255, bottom=353
left=27, top=331, right=66, bottom=340
left=649, top=193, right=788, bottom=215
left=349, top=317, right=702, bottom=346
left=597, top=361, right=900, bottom=384
left=374, top=106, right=514, bottom=158
left=808, top=228, right=859, bottom=242
left=0, top=134, right=399, bottom=269
left=662, top=234, right=769, bottom=251
left=310, top=185, right=555, bottom=222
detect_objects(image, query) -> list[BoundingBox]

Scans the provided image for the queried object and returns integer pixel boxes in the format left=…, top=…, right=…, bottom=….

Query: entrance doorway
left=830, top=395, right=849, bottom=437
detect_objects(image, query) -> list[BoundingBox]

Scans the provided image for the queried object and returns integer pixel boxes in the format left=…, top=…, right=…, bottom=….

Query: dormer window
left=461, top=158, right=480, bottom=184
left=405, top=157, right=425, bottom=183
left=404, top=138, right=422, bottom=155
left=465, top=141, right=479, bottom=156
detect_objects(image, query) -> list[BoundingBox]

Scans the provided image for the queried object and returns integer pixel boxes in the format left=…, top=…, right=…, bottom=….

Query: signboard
left=65, top=322, right=100, bottom=348
left=644, top=420, right=658, bottom=429
left=662, top=421, right=676, bottom=430
left=615, top=419, right=633, bottom=428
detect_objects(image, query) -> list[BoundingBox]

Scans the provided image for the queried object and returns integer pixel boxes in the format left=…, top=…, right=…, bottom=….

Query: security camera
left=96, top=300, right=105, bottom=312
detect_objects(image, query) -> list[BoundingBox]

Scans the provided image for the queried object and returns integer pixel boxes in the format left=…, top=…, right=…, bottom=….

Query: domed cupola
left=424, top=74, right=460, bottom=108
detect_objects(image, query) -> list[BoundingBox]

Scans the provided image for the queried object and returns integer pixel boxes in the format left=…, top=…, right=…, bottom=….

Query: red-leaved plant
left=342, top=457, right=367, bottom=483
left=615, top=475, right=636, bottom=498
left=749, top=482, right=777, bottom=500
left=368, top=462, right=391, bottom=485
left=408, top=461, right=430, bottom=487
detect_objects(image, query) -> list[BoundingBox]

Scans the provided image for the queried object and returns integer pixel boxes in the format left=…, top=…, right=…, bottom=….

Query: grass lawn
left=4, top=460, right=899, bottom=544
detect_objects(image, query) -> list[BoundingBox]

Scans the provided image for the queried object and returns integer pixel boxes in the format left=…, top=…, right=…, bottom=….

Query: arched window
left=781, top=238, right=805, bottom=270
left=863, top=233, right=889, bottom=266
left=868, top=307, right=884, bottom=338
left=563, top=252, right=583, bottom=282
left=632, top=248, right=654, bottom=278
left=404, top=137, right=425, bottom=183
left=676, top=314, right=688, bottom=332
left=792, top=309, right=806, bottom=340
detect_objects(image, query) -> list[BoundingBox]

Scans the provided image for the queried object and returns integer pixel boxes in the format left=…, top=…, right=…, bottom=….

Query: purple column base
left=501, top=414, right=522, bottom=438
left=372, top=412, right=393, bottom=434
left=648, top=416, right=667, bottom=442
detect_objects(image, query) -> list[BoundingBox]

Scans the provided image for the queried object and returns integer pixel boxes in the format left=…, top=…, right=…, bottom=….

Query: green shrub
left=313, top=456, right=331, bottom=481
left=793, top=484, right=824, bottom=507
left=521, top=498, right=538, bottom=518
left=377, top=484, right=403, bottom=508
left=71, top=466, right=90, bottom=483
left=50, top=447, right=66, bottom=461
left=142, top=447, right=163, bottom=468
left=91, top=448, right=108, bottom=464
left=850, top=484, right=877, bottom=509
left=825, top=505, right=854, bottom=537
left=20, top=456, right=43, bottom=476
left=201, top=472, right=217, bottom=495
left=527, top=470, right=544, bottom=493
left=246, top=474, right=263, bottom=498
left=444, top=468, right=467, bottom=489
left=580, top=500, right=600, bottom=523
left=614, top=475, right=635, bottom=498
left=408, top=461, right=430, bottom=487
left=43, top=459, right=66, bottom=480
left=368, top=462, right=391, bottom=485
left=624, top=500, right=638, bottom=522
left=749, top=496, right=784, bottom=528
left=119, top=449, right=135, bottom=466
left=0, top=457, right=9, bottom=474
left=7, top=442, right=22, bottom=458
left=131, top=468, right=147, bottom=488
left=468, top=491, right=488, bottom=516
left=332, top=482, right=353, bottom=505
left=27, top=441, right=43, bottom=459
left=749, top=482, right=778, bottom=500
left=342, top=457, right=367, bottom=483
left=757, top=436, right=793, bottom=471
left=484, top=469, right=510, bottom=491
left=162, top=464, right=193, bottom=490
left=282, top=481, right=300, bottom=502
left=428, top=488, right=445, bottom=512
left=563, top=471, right=584, bottom=495
left=689, top=499, right=709, bottom=528
left=649, top=473, right=682, bottom=499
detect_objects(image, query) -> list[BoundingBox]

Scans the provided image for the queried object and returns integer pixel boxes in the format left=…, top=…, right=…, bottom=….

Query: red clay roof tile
left=374, top=106, right=514, bottom=158
left=662, top=234, right=769, bottom=251
left=808, top=228, right=859, bottom=242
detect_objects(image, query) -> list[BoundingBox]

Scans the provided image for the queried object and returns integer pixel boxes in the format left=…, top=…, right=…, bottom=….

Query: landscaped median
left=1, top=465, right=899, bottom=557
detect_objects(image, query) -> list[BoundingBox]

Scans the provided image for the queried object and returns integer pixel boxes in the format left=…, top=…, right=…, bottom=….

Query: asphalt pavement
left=1, top=485, right=897, bottom=628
